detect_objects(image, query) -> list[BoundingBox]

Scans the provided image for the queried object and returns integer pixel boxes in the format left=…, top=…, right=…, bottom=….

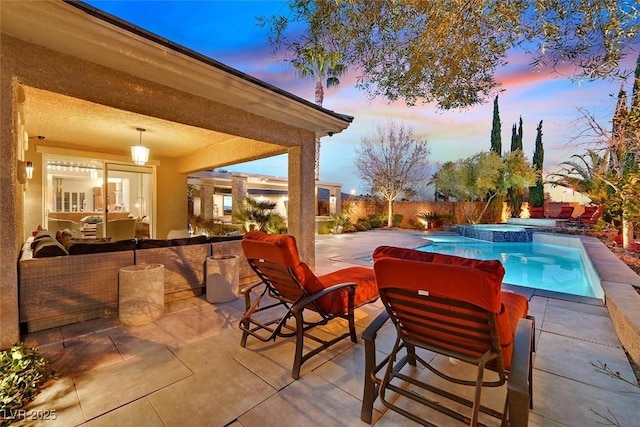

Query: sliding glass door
left=45, top=155, right=154, bottom=239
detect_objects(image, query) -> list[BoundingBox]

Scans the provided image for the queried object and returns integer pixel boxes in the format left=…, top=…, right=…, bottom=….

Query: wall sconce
left=330, top=194, right=336, bottom=203
left=25, top=161, right=33, bottom=180
left=131, top=127, right=150, bottom=165
left=17, top=160, right=27, bottom=184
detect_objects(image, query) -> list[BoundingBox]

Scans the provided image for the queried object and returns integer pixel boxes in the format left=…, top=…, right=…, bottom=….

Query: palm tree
left=547, top=150, right=612, bottom=208
left=291, top=43, right=346, bottom=180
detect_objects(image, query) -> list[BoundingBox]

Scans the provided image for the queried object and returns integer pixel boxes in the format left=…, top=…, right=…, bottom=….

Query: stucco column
left=200, top=180, right=214, bottom=221
left=288, top=143, right=316, bottom=268
left=335, top=188, right=342, bottom=214
left=0, top=76, right=21, bottom=347
left=231, top=174, right=248, bottom=216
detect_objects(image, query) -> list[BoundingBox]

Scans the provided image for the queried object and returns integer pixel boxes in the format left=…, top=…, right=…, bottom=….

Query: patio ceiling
left=21, top=85, right=260, bottom=162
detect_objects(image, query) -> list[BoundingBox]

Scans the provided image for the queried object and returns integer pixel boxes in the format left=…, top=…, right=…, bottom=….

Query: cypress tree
left=516, top=116, right=524, bottom=151
left=530, top=120, right=545, bottom=207
left=490, top=95, right=502, bottom=154
left=510, top=124, right=518, bottom=152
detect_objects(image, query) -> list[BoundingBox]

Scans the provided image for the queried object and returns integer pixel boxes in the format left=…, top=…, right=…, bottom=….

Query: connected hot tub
left=456, top=224, right=552, bottom=242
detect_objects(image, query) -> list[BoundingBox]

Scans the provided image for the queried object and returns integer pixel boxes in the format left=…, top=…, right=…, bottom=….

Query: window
left=44, top=155, right=154, bottom=238
left=223, top=195, right=233, bottom=215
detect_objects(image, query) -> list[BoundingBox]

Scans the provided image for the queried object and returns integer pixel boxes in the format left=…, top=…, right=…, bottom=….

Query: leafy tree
left=355, top=122, right=431, bottom=227
left=490, top=95, right=502, bottom=154
left=261, top=1, right=639, bottom=109
left=430, top=151, right=535, bottom=223
left=530, top=120, right=545, bottom=208
left=551, top=54, right=640, bottom=248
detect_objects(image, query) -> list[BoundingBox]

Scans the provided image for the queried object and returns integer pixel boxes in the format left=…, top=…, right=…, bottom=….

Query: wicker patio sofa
left=19, top=234, right=136, bottom=333
left=135, top=236, right=211, bottom=302
left=18, top=233, right=251, bottom=332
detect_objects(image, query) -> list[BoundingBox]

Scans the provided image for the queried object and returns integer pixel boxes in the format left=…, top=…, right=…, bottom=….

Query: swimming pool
left=417, top=234, right=603, bottom=299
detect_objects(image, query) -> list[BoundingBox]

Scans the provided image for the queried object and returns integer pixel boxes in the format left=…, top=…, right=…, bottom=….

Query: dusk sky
left=86, top=1, right=638, bottom=196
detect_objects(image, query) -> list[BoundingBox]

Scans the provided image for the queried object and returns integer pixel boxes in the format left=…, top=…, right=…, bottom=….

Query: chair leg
left=361, top=332, right=377, bottom=423
left=291, top=308, right=305, bottom=380
left=469, top=363, right=487, bottom=427
left=360, top=311, right=389, bottom=423
left=406, top=342, right=417, bottom=366
left=347, top=287, right=357, bottom=343
left=240, top=291, right=252, bottom=347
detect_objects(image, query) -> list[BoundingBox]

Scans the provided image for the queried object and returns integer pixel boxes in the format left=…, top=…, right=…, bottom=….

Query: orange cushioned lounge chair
left=240, top=231, right=379, bottom=379
left=549, top=205, right=575, bottom=219
left=361, top=246, right=534, bottom=427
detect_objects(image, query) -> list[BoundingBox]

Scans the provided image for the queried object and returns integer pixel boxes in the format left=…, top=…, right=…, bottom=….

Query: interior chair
left=549, top=205, right=574, bottom=219
left=97, top=218, right=136, bottom=241
left=167, top=229, right=191, bottom=239
left=47, top=218, right=80, bottom=233
left=240, top=231, right=379, bottom=379
left=361, top=246, right=534, bottom=427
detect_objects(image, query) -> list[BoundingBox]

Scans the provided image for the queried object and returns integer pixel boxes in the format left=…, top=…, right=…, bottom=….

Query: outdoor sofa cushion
left=136, top=235, right=208, bottom=249
left=32, top=237, right=68, bottom=258
left=68, top=239, right=137, bottom=255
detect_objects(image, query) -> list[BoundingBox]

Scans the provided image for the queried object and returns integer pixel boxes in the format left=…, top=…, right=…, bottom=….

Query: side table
left=119, top=263, right=164, bottom=325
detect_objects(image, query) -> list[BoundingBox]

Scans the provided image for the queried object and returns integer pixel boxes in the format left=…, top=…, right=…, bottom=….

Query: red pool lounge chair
left=578, top=205, right=602, bottom=226
left=549, top=205, right=575, bottom=219
left=240, top=232, right=379, bottom=379
left=361, top=246, right=534, bottom=427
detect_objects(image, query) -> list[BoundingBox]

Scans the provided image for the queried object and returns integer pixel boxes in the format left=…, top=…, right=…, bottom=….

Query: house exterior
left=0, top=1, right=352, bottom=347
left=188, top=171, right=344, bottom=223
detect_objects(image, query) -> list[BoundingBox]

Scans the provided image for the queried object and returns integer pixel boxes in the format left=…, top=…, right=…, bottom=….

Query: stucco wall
left=0, top=68, right=22, bottom=348
left=155, top=157, right=188, bottom=239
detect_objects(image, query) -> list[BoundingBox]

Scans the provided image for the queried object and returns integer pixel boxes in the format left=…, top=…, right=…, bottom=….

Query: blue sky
left=86, top=1, right=638, bottom=195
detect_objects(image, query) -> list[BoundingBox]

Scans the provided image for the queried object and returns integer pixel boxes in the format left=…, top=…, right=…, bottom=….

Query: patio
left=18, top=230, right=639, bottom=426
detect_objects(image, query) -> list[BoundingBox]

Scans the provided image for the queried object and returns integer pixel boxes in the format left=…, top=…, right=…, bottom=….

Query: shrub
left=356, top=218, right=372, bottom=230
left=368, top=214, right=386, bottom=228
left=392, top=213, right=403, bottom=227
left=0, top=343, right=52, bottom=415
left=354, top=222, right=369, bottom=232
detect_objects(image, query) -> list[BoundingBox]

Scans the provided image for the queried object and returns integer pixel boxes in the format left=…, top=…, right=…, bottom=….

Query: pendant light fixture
left=131, top=127, right=150, bottom=165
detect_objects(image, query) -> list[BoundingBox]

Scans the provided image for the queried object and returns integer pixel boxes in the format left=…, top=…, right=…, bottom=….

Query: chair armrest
left=239, top=280, right=264, bottom=295
left=507, top=317, right=534, bottom=427
left=292, top=282, right=356, bottom=311
left=362, top=310, right=390, bottom=343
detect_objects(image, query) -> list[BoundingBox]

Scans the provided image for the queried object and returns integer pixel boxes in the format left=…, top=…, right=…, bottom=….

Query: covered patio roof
left=1, top=0, right=353, bottom=173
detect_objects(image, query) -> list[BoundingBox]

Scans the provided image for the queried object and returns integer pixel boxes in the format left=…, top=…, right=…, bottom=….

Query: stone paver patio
left=17, top=229, right=639, bottom=426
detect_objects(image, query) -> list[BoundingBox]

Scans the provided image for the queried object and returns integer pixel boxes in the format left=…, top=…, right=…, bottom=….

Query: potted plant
left=418, top=211, right=443, bottom=230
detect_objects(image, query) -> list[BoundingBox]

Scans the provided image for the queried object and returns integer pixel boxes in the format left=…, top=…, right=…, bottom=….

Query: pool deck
left=17, top=229, right=640, bottom=426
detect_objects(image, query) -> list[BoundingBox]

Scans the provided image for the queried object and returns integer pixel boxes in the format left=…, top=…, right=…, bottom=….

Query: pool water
left=417, top=235, right=601, bottom=298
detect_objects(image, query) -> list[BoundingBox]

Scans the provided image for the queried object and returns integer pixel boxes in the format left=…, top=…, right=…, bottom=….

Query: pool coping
left=578, top=234, right=640, bottom=365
